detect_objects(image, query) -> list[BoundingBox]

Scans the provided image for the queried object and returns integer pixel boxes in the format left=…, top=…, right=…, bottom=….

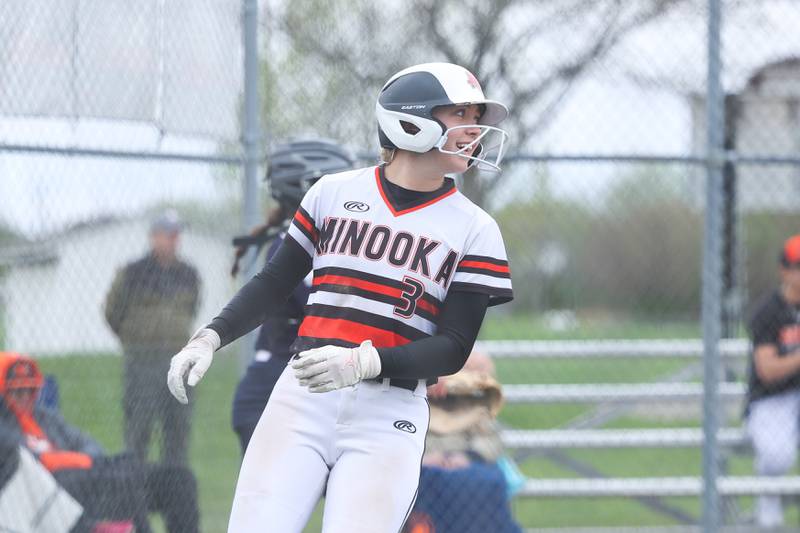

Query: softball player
left=168, top=62, right=514, bottom=533
left=231, top=139, right=354, bottom=454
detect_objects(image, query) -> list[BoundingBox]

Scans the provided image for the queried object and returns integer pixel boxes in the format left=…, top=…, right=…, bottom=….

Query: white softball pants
left=228, top=365, right=429, bottom=533
left=746, top=389, right=800, bottom=528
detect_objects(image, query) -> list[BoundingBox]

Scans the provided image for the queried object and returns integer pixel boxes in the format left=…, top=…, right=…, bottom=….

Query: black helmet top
left=375, top=62, right=507, bottom=153
left=266, top=138, right=355, bottom=212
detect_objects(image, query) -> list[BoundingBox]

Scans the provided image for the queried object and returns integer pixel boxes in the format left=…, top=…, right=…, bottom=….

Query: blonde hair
left=379, top=147, right=396, bottom=166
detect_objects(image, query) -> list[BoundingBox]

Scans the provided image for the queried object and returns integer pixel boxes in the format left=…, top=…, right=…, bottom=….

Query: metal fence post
left=240, top=0, right=262, bottom=373
left=702, top=0, right=724, bottom=531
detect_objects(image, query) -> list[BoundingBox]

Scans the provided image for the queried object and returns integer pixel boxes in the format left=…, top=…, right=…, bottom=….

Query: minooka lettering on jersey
left=287, top=166, right=513, bottom=349
left=315, top=218, right=458, bottom=288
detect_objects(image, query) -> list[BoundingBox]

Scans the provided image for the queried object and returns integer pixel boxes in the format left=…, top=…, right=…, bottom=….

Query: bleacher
left=476, top=338, right=800, bottom=528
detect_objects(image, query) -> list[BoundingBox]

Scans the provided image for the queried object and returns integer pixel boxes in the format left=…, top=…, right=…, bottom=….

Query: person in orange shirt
left=0, top=352, right=198, bottom=533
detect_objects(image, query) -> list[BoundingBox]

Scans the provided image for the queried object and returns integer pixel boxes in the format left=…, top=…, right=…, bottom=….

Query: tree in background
left=578, top=166, right=702, bottom=318
left=494, top=167, right=592, bottom=312
left=260, top=0, right=693, bottom=204
left=495, top=164, right=703, bottom=319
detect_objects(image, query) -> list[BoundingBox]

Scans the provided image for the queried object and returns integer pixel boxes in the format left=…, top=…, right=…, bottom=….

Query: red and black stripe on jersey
left=449, top=281, right=514, bottom=301
left=311, top=266, right=441, bottom=323
left=296, top=303, right=430, bottom=349
left=456, top=254, right=511, bottom=279
left=291, top=206, right=318, bottom=244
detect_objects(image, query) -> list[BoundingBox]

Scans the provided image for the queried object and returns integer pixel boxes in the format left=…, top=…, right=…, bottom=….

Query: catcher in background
left=230, top=138, right=354, bottom=455
left=168, top=62, right=513, bottom=533
left=405, top=351, right=523, bottom=533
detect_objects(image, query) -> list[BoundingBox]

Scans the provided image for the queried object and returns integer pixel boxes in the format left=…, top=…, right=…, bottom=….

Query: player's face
left=432, top=104, right=483, bottom=174
left=150, top=230, right=180, bottom=261
left=7, top=387, right=38, bottom=413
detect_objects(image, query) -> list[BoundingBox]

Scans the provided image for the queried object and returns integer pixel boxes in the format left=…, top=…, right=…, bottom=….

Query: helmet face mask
left=434, top=124, right=509, bottom=172
left=376, top=62, right=510, bottom=172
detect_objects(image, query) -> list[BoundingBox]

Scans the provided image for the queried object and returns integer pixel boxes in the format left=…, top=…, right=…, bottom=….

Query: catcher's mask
left=266, top=138, right=355, bottom=214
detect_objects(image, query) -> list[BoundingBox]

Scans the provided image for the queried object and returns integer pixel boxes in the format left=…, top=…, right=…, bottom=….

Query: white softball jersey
left=228, top=166, right=513, bottom=533
left=287, top=165, right=513, bottom=350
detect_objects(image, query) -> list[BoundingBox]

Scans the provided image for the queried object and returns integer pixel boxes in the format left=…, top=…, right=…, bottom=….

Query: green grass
left=32, top=318, right=761, bottom=531
left=495, top=357, right=693, bottom=385
left=480, top=312, right=705, bottom=340
left=495, top=356, right=696, bottom=430
left=37, top=353, right=241, bottom=533
left=36, top=352, right=326, bottom=533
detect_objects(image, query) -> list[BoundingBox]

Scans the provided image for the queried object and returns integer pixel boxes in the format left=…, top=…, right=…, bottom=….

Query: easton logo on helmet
left=344, top=201, right=369, bottom=212
left=393, top=420, right=417, bottom=433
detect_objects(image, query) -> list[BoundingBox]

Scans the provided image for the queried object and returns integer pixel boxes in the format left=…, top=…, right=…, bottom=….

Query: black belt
left=368, top=378, right=419, bottom=392
left=290, top=352, right=421, bottom=392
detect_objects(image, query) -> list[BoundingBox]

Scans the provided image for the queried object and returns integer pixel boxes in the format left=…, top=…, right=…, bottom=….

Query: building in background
left=0, top=215, right=234, bottom=355
left=691, top=57, right=800, bottom=212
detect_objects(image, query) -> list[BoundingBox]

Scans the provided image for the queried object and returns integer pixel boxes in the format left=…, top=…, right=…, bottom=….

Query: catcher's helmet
left=376, top=62, right=509, bottom=171
left=266, top=138, right=354, bottom=212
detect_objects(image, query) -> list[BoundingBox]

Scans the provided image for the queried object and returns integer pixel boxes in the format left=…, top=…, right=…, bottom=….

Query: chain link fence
left=1, top=1, right=800, bottom=532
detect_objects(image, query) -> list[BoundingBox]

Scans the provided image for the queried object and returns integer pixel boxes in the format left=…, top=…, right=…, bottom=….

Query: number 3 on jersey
left=394, top=276, right=424, bottom=319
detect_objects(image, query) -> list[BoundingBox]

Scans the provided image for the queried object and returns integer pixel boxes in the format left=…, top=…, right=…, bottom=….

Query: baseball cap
left=781, top=235, right=800, bottom=267
left=0, top=352, right=43, bottom=395
left=150, top=209, right=184, bottom=234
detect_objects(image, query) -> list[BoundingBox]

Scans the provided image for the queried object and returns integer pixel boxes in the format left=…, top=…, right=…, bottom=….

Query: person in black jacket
left=104, top=209, right=200, bottom=467
left=745, top=234, right=800, bottom=528
left=230, top=138, right=354, bottom=455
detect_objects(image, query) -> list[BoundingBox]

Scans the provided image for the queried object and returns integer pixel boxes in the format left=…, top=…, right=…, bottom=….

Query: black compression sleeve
left=208, top=237, right=312, bottom=347
left=376, top=291, right=489, bottom=380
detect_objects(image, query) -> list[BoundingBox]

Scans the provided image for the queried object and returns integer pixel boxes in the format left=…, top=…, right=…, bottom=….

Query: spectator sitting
left=404, top=351, right=523, bottom=533
left=0, top=351, right=199, bottom=533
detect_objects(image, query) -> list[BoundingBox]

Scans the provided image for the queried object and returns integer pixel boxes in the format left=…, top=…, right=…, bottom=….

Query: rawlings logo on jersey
left=344, top=201, right=370, bottom=212
left=393, top=420, right=417, bottom=433
left=315, top=217, right=458, bottom=287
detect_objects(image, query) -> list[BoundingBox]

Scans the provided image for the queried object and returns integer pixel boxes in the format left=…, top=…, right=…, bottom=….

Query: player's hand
left=291, top=340, right=381, bottom=393
left=167, top=328, right=221, bottom=404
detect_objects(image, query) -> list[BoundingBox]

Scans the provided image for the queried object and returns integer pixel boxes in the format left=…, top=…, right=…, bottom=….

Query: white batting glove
left=291, top=340, right=381, bottom=393
left=167, top=328, right=221, bottom=404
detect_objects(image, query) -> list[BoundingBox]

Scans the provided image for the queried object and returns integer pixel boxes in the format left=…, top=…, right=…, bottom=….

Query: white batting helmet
left=375, top=62, right=509, bottom=171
